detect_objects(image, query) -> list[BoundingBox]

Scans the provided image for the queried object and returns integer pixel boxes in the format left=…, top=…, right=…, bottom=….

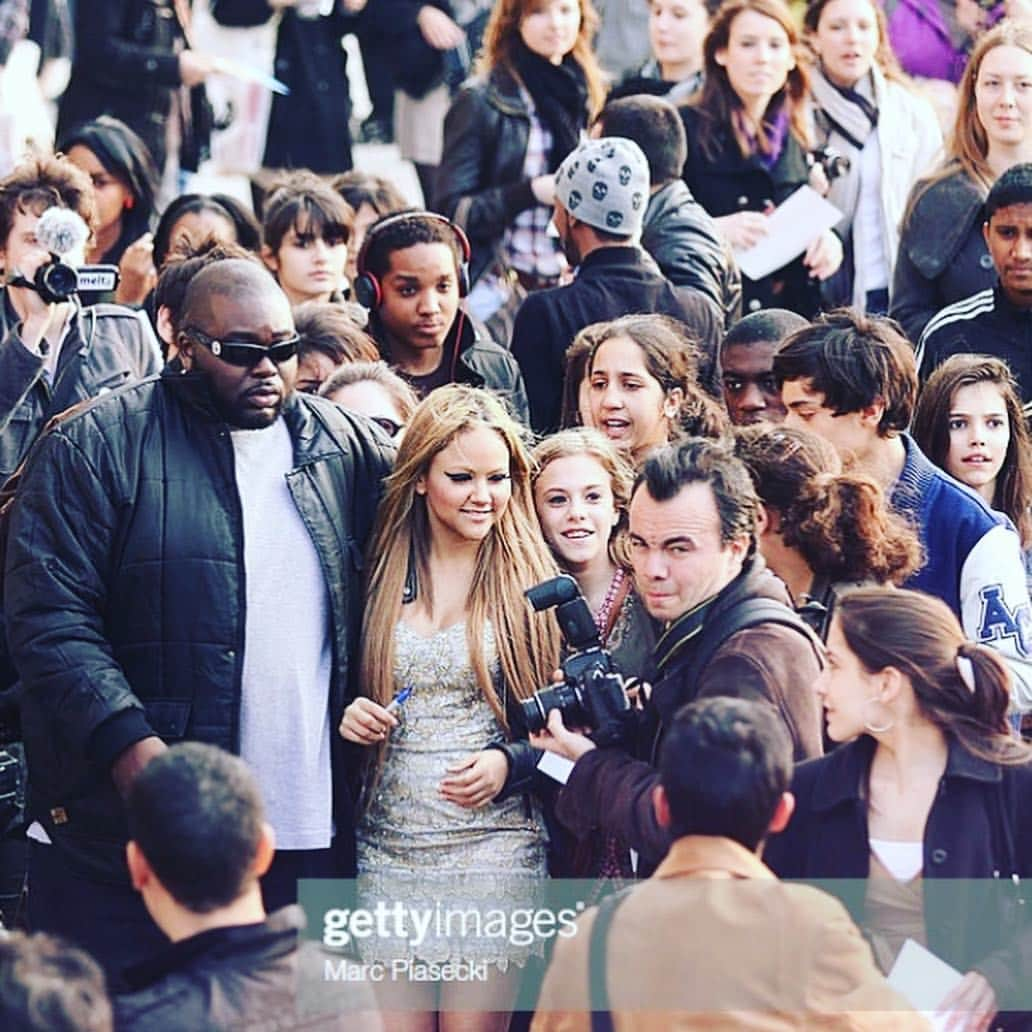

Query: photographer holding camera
left=0, top=154, right=161, bottom=485
left=0, top=154, right=160, bottom=929
left=531, top=437, right=823, bottom=876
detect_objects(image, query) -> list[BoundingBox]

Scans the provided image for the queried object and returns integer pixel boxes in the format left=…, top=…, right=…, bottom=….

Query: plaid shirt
left=503, top=102, right=562, bottom=279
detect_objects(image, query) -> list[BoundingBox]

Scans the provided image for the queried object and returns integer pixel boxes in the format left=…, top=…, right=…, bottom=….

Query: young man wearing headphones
left=355, top=211, right=530, bottom=424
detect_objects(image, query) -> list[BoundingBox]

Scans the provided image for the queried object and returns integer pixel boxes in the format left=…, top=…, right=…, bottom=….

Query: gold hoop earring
left=863, top=697, right=894, bottom=735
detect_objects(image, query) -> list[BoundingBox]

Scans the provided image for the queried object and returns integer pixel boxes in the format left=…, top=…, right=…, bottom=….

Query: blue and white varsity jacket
left=892, top=435, right=1032, bottom=711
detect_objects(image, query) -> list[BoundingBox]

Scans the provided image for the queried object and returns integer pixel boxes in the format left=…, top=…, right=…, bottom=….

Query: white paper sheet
left=887, top=938, right=964, bottom=1031
left=536, top=751, right=575, bottom=785
left=733, top=186, right=842, bottom=281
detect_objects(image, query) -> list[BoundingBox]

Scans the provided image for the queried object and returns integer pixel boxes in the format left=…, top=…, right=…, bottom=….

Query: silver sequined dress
left=355, top=620, right=548, bottom=969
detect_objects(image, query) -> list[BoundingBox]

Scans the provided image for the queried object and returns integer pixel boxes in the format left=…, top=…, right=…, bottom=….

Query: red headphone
left=353, top=211, right=472, bottom=309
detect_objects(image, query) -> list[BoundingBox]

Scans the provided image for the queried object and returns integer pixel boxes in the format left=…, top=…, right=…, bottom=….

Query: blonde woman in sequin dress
left=339, top=385, right=561, bottom=1031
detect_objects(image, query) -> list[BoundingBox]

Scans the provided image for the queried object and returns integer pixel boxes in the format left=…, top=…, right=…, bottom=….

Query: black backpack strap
left=588, top=887, right=633, bottom=1032
left=796, top=575, right=838, bottom=642
left=651, top=596, right=820, bottom=761
left=660, top=598, right=813, bottom=718
left=683, top=598, right=816, bottom=700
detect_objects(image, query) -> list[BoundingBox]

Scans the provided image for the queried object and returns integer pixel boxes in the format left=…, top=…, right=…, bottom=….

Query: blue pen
left=386, top=686, right=413, bottom=714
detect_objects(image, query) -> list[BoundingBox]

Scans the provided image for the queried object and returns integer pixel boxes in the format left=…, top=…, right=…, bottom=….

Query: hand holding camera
left=522, top=575, right=635, bottom=750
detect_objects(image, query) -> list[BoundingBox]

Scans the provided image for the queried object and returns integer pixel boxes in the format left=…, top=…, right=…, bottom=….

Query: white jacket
left=813, top=64, right=943, bottom=308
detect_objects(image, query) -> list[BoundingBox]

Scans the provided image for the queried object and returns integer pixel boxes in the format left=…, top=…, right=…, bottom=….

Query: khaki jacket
left=531, top=836, right=928, bottom=1032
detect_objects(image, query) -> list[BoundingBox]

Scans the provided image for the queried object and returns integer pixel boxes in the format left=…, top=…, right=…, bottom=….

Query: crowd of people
left=2, top=0, right=1032, bottom=1030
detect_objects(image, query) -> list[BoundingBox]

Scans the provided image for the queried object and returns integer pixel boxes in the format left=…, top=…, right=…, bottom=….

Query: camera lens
left=520, top=694, right=550, bottom=734
left=521, top=683, right=582, bottom=733
left=38, top=261, right=79, bottom=302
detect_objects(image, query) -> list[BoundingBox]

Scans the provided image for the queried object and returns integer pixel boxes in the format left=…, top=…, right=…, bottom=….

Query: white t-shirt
left=232, top=418, right=334, bottom=851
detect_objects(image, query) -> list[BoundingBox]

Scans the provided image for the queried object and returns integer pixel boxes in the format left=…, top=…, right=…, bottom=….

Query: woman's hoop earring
left=863, top=697, right=894, bottom=735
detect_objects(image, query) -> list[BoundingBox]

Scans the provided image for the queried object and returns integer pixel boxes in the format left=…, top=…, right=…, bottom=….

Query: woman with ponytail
left=766, top=587, right=1032, bottom=1029
left=735, top=423, right=922, bottom=638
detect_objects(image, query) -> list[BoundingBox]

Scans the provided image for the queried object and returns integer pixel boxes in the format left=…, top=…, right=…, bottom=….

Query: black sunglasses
left=183, top=327, right=300, bottom=368
left=370, top=416, right=403, bottom=438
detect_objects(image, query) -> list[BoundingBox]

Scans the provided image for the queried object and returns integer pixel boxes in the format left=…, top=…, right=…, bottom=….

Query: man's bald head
left=181, top=258, right=287, bottom=332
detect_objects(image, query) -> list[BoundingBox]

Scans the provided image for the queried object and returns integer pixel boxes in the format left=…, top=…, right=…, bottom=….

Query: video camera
left=9, top=207, right=119, bottom=303
left=521, top=575, right=632, bottom=748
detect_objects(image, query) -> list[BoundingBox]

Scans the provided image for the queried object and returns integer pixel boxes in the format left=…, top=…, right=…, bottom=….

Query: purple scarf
left=734, top=105, right=791, bottom=171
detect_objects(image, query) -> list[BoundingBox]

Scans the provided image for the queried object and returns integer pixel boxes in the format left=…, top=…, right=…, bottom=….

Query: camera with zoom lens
left=521, top=575, right=632, bottom=748
left=25, top=255, right=119, bottom=304
left=808, top=144, right=851, bottom=183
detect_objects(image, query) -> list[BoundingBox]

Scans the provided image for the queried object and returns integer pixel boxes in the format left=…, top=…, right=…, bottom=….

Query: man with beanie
left=511, top=136, right=722, bottom=433
left=916, top=163, right=1032, bottom=401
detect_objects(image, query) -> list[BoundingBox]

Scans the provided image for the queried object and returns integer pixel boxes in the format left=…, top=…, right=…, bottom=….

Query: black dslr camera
left=521, top=575, right=632, bottom=747
left=808, top=144, right=852, bottom=183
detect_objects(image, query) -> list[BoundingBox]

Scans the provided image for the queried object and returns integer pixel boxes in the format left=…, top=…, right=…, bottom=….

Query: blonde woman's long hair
left=360, top=385, right=562, bottom=732
left=952, top=20, right=1032, bottom=188
left=904, top=19, right=1032, bottom=225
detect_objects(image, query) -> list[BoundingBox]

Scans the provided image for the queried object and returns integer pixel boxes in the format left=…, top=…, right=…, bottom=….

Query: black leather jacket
left=642, top=179, right=742, bottom=329
left=450, top=314, right=530, bottom=425
left=0, top=293, right=161, bottom=484
left=5, top=373, right=393, bottom=883
left=57, top=0, right=207, bottom=174
left=436, top=66, right=542, bottom=287
left=890, top=166, right=994, bottom=344
left=370, top=309, right=530, bottom=425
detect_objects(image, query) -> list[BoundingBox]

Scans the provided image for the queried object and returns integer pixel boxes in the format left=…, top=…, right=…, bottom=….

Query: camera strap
left=587, top=886, right=634, bottom=1032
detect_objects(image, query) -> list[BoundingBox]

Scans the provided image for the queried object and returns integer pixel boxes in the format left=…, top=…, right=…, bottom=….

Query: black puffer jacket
left=0, top=293, right=161, bottom=484
left=5, top=373, right=393, bottom=883
left=641, top=179, right=743, bottom=329
left=890, top=165, right=993, bottom=345
left=436, top=66, right=548, bottom=286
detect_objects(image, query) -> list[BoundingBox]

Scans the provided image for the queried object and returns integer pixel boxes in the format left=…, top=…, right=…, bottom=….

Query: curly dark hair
left=772, top=308, right=917, bottom=435
left=583, top=313, right=729, bottom=441
left=735, top=424, right=922, bottom=584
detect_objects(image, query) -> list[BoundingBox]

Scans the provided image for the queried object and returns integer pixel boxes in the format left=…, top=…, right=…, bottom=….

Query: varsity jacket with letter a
left=892, top=434, right=1032, bottom=710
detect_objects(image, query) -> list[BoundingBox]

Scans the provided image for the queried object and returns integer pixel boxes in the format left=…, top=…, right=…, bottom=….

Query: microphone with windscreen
left=8, top=207, right=120, bottom=303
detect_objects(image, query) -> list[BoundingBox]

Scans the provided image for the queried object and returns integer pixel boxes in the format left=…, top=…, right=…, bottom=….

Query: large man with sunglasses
left=3, top=258, right=393, bottom=984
